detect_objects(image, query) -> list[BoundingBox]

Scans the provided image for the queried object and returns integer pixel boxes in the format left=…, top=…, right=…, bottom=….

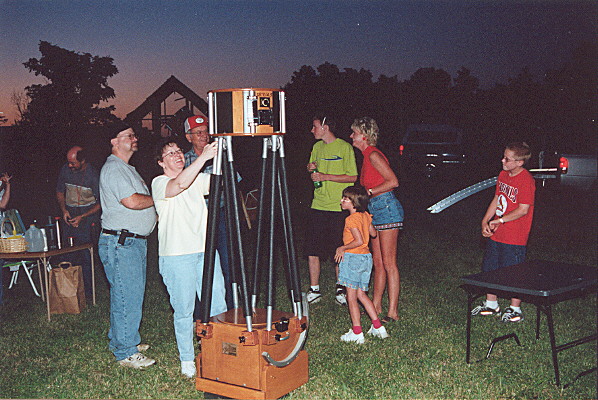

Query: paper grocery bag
left=49, top=262, right=86, bottom=314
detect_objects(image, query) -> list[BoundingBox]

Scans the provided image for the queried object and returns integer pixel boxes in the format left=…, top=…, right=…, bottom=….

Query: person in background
left=0, top=172, right=12, bottom=305
left=184, top=115, right=236, bottom=311
left=471, top=142, right=535, bottom=323
left=0, top=172, right=11, bottom=212
left=99, top=122, right=157, bottom=369
left=306, top=115, right=357, bottom=305
left=350, top=117, right=404, bottom=323
left=56, top=146, right=100, bottom=300
left=153, top=138, right=227, bottom=378
left=335, top=186, right=388, bottom=344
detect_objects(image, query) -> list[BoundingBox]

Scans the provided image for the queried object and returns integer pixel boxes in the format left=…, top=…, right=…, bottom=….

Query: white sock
left=510, top=306, right=521, bottom=313
left=485, top=300, right=499, bottom=309
left=311, top=285, right=320, bottom=292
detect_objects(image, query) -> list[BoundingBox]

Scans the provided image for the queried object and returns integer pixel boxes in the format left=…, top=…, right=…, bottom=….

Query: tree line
left=3, top=40, right=596, bottom=222
left=283, top=42, right=597, bottom=159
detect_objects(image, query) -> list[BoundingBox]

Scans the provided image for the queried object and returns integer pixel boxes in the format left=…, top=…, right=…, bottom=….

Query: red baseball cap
left=184, top=115, right=208, bottom=133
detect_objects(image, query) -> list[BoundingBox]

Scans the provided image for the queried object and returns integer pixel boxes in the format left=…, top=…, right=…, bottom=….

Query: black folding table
left=461, top=260, right=597, bottom=386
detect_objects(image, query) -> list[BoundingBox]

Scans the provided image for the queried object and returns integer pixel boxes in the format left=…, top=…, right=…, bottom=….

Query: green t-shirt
left=309, top=138, right=357, bottom=211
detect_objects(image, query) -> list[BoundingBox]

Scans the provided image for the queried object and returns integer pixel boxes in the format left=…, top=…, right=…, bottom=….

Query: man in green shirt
left=306, top=116, right=357, bottom=304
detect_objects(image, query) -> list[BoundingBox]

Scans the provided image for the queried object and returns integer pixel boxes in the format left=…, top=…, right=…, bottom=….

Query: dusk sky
left=1, top=1, right=595, bottom=124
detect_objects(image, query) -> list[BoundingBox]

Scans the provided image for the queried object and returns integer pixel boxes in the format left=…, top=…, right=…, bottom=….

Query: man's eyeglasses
left=162, top=149, right=183, bottom=159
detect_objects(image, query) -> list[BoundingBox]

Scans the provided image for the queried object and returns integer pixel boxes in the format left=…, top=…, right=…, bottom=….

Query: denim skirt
left=337, top=252, right=373, bottom=291
left=368, top=191, right=404, bottom=230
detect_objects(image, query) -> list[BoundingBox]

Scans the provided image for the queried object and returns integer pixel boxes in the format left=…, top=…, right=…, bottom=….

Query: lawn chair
left=2, top=260, right=42, bottom=298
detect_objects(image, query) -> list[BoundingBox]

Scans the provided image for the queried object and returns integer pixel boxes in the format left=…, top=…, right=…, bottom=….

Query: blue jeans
left=216, top=212, right=234, bottom=310
left=99, top=233, right=147, bottom=361
left=160, top=252, right=227, bottom=362
left=482, top=239, right=527, bottom=272
left=62, top=216, right=95, bottom=299
left=194, top=207, right=233, bottom=319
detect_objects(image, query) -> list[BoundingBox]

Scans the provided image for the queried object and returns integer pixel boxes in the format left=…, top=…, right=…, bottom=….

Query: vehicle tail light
left=399, top=144, right=404, bottom=156
left=559, top=156, right=569, bottom=174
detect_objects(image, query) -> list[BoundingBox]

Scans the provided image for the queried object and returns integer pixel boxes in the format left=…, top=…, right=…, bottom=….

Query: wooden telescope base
left=196, top=308, right=309, bottom=399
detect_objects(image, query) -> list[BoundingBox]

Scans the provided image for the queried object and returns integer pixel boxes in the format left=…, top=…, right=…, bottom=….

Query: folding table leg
left=466, top=292, right=474, bottom=364
left=36, top=259, right=44, bottom=301
left=535, top=305, right=541, bottom=340
left=544, top=304, right=561, bottom=386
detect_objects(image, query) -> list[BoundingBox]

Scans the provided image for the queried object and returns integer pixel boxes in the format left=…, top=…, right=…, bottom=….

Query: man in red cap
left=184, top=115, right=210, bottom=165
left=183, top=116, right=235, bottom=312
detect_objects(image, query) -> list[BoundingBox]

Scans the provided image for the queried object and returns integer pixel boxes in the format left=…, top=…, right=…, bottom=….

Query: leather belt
left=101, top=228, right=148, bottom=240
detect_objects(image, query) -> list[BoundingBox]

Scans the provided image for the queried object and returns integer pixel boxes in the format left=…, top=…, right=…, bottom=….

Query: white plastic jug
left=24, top=223, right=45, bottom=252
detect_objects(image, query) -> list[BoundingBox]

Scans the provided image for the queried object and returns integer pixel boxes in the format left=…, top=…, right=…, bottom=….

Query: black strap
left=101, top=228, right=148, bottom=240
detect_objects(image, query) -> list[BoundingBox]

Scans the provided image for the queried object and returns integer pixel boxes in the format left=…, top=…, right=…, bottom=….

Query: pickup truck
left=399, top=124, right=466, bottom=178
left=427, top=151, right=596, bottom=213
left=533, top=151, right=597, bottom=191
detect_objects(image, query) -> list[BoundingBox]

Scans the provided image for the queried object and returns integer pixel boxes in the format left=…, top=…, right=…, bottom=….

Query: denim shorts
left=337, top=252, right=373, bottom=291
left=368, top=191, right=404, bottom=230
left=482, top=239, right=527, bottom=272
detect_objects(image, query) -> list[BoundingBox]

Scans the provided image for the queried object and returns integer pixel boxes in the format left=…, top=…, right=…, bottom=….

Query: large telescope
left=195, top=88, right=309, bottom=399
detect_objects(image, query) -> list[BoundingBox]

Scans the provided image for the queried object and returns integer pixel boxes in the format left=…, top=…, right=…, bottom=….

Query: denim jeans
left=62, top=218, right=95, bottom=299
left=99, top=233, right=147, bottom=361
left=216, top=211, right=233, bottom=310
left=160, top=252, right=227, bottom=362
left=482, top=239, right=527, bottom=273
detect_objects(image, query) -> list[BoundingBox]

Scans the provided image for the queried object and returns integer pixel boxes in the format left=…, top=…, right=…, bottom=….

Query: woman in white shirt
left=151, top=140, right=226, bottom=378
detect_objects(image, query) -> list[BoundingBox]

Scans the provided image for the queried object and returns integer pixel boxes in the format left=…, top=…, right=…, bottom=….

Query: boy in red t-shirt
left=471, top=142, right=535, bottom=323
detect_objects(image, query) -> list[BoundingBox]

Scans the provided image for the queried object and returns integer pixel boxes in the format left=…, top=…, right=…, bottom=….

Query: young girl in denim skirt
left=335, top=186, right=389, bottom=343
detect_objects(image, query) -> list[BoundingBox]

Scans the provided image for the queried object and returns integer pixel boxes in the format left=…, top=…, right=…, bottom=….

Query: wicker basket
left=0, top=217, right=27, bottom=253
left=0, top=235, right=27, bottom=253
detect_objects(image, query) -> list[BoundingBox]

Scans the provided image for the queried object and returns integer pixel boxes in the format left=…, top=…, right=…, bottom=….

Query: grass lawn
left=1, top=177, right=596, bottom=399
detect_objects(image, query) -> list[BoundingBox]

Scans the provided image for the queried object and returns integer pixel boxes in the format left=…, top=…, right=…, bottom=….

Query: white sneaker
left=181, top=360, right=196, bottom=378
left=118, top=352, right=156, bottom=369
left=367, top=325, right=389, bottom=339
left=306, top=288, right=322, bottom=303
left=340, top=329, right=365, bottom=344
left=137, top=344, right=150, bottom=352
left=335, top=290, right=347, bottom=306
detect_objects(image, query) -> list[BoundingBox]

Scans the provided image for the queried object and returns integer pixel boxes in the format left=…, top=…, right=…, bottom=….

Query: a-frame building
left=125, top=75, right=208, bottom=136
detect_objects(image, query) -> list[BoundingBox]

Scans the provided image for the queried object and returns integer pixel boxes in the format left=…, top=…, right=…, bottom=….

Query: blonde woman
left=350, top=117, right=404, bottom=323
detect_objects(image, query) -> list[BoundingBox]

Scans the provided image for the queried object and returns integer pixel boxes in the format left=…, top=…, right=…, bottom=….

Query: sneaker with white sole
left=306, top=288, right=322, bottom=303
left=367, top=325, right=389, bottom=339
left=335, top=290, right=347, bottom=306
left=181, top=360, right=196, bottom=378
left=471, top=303, right=500, bottom=316
left=501, top=307, right=524, bottom=323
left=118, top=352, right=156, bottom=369
left=340, top=329, right=365, bottom=344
